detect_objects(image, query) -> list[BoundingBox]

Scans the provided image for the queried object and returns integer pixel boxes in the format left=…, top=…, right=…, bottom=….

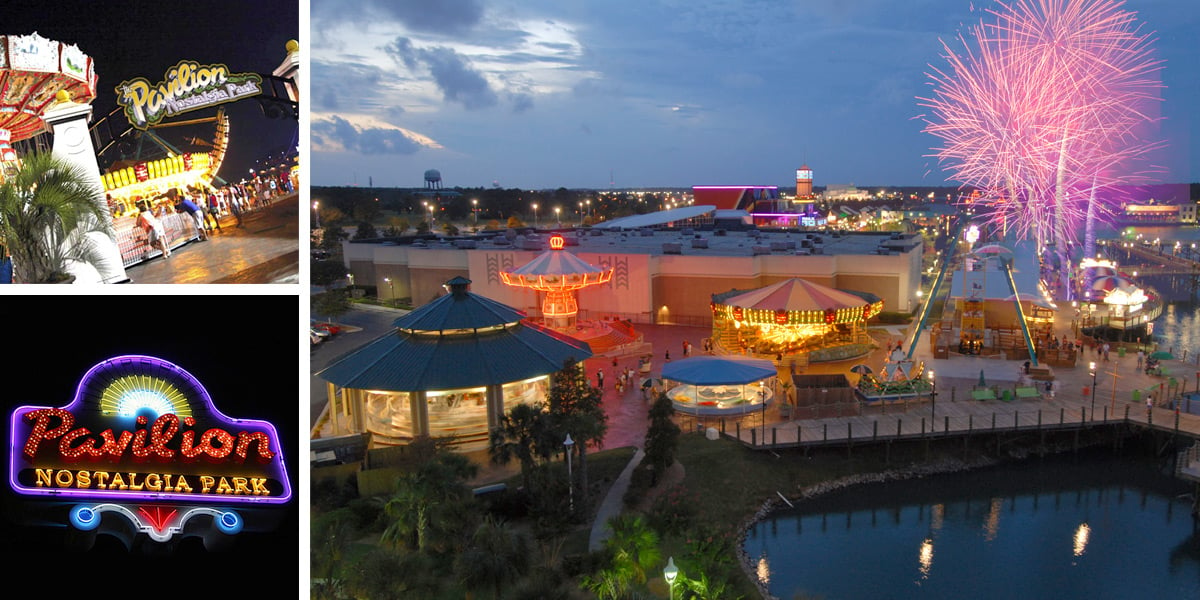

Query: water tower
left=424, top=168, right=442, bottom=190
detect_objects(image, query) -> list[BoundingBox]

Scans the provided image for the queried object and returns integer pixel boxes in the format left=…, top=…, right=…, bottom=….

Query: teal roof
left=394, top=276, right=526, bottom=331
left=318, top=278, right=593, bottom=391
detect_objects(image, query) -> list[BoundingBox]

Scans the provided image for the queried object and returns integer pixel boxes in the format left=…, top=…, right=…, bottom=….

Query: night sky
left=310, top=0, right=1200, bottom=189
left=4, top=0, right=299, bottom=184
left=0, top=294, right=301, bottom=592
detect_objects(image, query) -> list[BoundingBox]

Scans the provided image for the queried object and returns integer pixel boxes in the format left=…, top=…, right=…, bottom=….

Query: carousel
left=661, top=355, right=777, bottom=416
left=711, top=278, right=883, bottom=362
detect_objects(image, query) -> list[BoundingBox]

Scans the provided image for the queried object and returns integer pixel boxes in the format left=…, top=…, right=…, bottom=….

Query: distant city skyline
left=310, top=0, right=1200, bottom=190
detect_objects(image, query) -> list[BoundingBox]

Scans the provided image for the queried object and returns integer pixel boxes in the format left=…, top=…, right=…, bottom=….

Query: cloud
left=383, top=37, right=499, bottom=109
left=314, top=0, right=484, bottom=35
left=311, top=115, right=442, bottom=155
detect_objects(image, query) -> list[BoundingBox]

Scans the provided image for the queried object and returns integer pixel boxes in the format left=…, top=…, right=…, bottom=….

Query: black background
left=0, top=294, right=301, bottom=593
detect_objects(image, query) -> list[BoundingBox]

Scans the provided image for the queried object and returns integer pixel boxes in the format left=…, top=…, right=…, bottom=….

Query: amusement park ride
left=0, top=31, right=298, bottom=282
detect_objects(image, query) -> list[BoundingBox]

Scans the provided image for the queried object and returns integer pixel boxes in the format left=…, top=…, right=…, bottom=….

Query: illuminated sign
left=116, top=60, right=262, bottom=130
left=10, top=355, right=291, bottom=505
left=549, top=234, right=565, bottom=250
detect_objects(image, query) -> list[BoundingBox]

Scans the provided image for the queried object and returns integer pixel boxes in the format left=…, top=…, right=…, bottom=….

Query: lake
left=743, top=450, right=1200, bottom=599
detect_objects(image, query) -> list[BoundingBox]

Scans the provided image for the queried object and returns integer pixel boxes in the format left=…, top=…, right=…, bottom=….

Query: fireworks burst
left=919, top=0, right=1164, bottom=258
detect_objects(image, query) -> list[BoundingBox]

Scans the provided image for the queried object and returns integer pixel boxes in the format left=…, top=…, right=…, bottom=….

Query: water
left=1096, top=225, right=1200, bottom=362
left=744, top=452, right=1200, bottom=599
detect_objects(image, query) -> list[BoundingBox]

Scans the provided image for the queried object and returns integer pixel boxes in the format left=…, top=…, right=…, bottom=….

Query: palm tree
left=546, top=359, right=608, bottom=509
left=490, top=402, right=554, bottom=494
left=380, top=450, right=477, bottom=554
left=604, top=514, right=662, bottom=586
left=455, top=516, right=531, bottom=599
left=0, top=151, right=116, bottom=282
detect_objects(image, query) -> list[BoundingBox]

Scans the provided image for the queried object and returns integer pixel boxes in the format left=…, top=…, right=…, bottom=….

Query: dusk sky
left=311, top=0, right=1199, bottom=190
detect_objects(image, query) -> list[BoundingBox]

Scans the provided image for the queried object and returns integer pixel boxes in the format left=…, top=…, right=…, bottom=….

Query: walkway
left=720, top=319, right=1200, bottom=449
left=123, top=193, right=299, bottom=284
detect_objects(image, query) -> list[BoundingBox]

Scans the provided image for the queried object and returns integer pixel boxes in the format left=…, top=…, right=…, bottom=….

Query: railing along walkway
left=722, top=395, right=1200, bottom=449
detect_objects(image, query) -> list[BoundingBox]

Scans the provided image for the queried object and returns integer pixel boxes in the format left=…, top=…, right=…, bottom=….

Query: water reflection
left=1073, top=522, right=1091, bottom=558
left=919, top=537, right=934, bottom=579
left=757, top=553, right=770, bottom=586
left=983, top=497, right=1002, bottom=541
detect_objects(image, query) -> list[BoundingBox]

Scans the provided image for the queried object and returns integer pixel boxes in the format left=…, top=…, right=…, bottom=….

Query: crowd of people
left=129, top=170, right=296, bottom=248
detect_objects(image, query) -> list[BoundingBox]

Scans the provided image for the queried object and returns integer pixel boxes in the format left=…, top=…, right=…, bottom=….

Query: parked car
left=310, top=327, right=330, bottom=345
left=311, top=320, right=340, bottom=336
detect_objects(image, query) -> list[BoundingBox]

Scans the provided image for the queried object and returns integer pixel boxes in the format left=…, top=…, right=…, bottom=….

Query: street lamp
left=554, top=206, right=561, bottom=226
left=928, top=370, right=936, bottom=432
left=347, top=273, right=354, bottom=294
left=663, top=557, right=679, bottom=600
left=384, top=277, right=393, bottom=304
left=564, top=434, right=575, bottom=512
left=759, top=380, right=767, bottom=438
left=532, top=202, right=539, bottom=227
left=1089, top=361, right=1098, bottom=419
left=578, top=201, right=584, bottom=225
left=313, top=200, right=320, bottom=228
left=471, top=198, right=478, bottom=225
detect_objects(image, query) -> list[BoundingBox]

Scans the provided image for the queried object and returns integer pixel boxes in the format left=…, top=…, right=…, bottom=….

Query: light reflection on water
left=743, top=453, right=1199, bottom=599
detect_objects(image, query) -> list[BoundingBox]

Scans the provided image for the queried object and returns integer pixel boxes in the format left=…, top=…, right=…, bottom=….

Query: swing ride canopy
left=499, top=237, right=613, bottom=291
left=0, top=32, right=97, bottom=142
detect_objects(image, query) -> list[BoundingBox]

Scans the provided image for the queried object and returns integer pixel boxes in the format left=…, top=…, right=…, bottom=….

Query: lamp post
left=313, top=200, right=320, bottom=228
left=471, top=198, right=478, bottom=225
left=578, top=201, right=584, bottom=225
left=428, top=203, right=435, bottom=224
left=1089, top=361, right=1098, bottom=419
left=759, top=381, right=767, bottom=439
left=347, top=273, right=354, bottom=294
left=384, top=277, right=393, bottom=305
left=663, top=557, right=679, bottom=600
left=928, top=370, right=936, bottom=432
left=532, top=202, right=539, bottom=227
left=554, top=206, right=561, bottom=227
left=564, top=434, right=575, bottom=512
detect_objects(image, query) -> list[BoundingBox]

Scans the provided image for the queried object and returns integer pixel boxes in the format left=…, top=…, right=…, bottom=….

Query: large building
left=344, top=227, right=924, bottom=327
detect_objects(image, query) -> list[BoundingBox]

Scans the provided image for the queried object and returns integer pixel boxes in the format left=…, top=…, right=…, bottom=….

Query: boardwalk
left=721, top=391, right=1200, bottom=449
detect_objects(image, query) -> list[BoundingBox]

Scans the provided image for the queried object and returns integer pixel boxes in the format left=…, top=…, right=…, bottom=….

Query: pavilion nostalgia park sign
left=9, top=355, right=291, bottom=544
left=116, top=60, right=262, bottom=130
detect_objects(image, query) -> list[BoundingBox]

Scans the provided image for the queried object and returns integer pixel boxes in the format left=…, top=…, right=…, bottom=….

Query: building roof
left=594, top=205, right=717, bottom=229
left=319, top=277, right=593, bottom=391
left=316, top=322, right=593, bottom=391
left=394, top=276, right=527, bottom=331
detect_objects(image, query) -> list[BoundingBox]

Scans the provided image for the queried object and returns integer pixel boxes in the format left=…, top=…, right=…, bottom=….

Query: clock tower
left=795, top=164, right=813, bottom=198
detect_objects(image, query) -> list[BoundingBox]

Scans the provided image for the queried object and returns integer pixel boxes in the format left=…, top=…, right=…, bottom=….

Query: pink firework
left=919, top=0, right=1164, bottom=251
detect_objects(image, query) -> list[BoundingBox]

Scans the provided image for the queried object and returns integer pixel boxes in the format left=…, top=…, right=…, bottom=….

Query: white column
left=41, top=95, right=129, bottom=284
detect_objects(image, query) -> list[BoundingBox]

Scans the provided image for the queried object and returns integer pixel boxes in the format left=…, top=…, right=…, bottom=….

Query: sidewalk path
left=123, top=193, right=298, bottom=284
left=589, top=447, right=644, bottom=552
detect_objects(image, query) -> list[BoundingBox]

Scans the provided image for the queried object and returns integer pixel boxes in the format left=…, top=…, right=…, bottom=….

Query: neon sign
left=549, top=234, right=565, bottom=250
left=116, top=60, right=262, bottom=130
left=10, top=355, right=291, bottom=505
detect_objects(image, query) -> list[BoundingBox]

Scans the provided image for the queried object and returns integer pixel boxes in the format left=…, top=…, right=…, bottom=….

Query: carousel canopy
left=662, top=355, right=776, bottom=385
left=721, top=278, right=870, bottom=312
left=395, top=276, right=526, bottom=331
left=319, top=277, right=593, bottom=391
